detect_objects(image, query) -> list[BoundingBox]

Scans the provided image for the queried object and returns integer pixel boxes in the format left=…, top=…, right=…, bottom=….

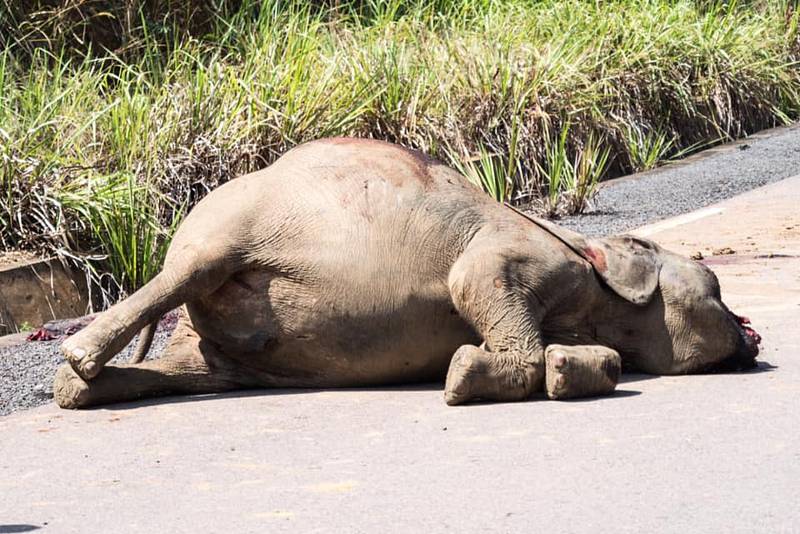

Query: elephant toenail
left=72, top=348, right=86, bottom=359
left=444, top=391, right=464, bottom=405
left=83, top=361, right=96, bottom=374
left=553, top=354, right=567, bottom=369
left=554, top=375, right=566, bottom=388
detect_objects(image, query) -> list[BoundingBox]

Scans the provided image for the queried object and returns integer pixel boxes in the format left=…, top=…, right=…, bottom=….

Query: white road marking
left=631, top=207, right=725, bottom=237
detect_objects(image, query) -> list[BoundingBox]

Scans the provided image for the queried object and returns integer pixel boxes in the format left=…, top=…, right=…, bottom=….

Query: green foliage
left=566, top=133, right=612, bottom=214
left=624, top=127, right=672, bottom=172
left=2, top=0, right=800, bottom=303
left=54, top=172, right=183, bottom=296
left=448, top=144, right=514, bottom=202
left=536, top=123, right=612, bottom=215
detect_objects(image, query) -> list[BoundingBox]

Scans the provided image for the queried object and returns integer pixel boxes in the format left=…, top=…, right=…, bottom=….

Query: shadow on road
left=99, top=382, right=446, bottom=411
left=89, top=361, right=775, bottom=412
left=0, top=526, right=41, bottom=533
left=561, top=389, right=642, bottom=403
left=752, top=360, right=777, bottom=372
left=619, top=373, right=659, bottom=385
left=94, top=381, right=648, bottom=412
left=618, top=360, right=775, bottom=385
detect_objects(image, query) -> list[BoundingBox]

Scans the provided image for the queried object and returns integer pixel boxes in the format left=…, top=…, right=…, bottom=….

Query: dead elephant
left=53, top=138, right=761, bottom=409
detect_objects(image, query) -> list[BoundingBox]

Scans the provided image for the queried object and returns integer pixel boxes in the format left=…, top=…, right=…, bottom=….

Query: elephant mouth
left=734, top=314, right=762, bottom=346
left=706, top=312, right=761, bottom=373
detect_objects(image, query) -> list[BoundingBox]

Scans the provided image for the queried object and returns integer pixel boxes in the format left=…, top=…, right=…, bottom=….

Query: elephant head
left=526, top=214, right=761, bottom=375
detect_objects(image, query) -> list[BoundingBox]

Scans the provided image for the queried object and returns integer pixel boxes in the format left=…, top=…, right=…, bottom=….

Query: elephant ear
left=505, top=206, right=661, bottom=305
left=583, top=235, right=661, bottom=305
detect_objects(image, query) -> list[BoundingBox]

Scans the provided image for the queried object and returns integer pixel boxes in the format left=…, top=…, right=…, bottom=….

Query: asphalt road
left=0, top=173, right=798, bottom=532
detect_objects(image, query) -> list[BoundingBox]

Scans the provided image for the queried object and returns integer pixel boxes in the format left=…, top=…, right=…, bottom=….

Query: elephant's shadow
left=99, top=383, right=445, bottom=411
left=620, top=359, right=776, bottom=384
left=91, top=360, right=775, bottom=411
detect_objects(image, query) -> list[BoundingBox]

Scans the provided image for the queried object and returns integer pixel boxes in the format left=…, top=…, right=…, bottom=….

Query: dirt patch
left=0, top=255, right=89, bottom=335
left=0, top=250, right=41, bottom=269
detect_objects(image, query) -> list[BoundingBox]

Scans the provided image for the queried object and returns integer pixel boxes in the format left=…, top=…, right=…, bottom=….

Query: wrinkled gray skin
left=53, top=138, right=760, bottom=409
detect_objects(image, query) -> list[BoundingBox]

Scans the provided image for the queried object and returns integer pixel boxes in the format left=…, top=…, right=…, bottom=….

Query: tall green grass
left=1, top=0, right=799, bottom=303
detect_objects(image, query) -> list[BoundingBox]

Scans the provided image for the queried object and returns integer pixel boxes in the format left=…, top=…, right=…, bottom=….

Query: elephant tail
left=130, top=319, right=158, bottom=363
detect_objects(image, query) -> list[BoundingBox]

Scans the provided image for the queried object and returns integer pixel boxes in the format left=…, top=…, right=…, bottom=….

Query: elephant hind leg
left=61, top=248, right=238, bottom=381
left=54, top=316, right=258, bottom=409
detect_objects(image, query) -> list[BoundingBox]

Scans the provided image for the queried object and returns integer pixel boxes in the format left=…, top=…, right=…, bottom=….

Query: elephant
left=52, top=138, right=761, bottom=409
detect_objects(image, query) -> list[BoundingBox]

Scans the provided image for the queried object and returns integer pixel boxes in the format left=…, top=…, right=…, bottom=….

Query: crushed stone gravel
left=3, top=124, right=800, bottom=417
left=0, top=322, right=173, bottom=416
left=548, top=124, right=800, bottom=236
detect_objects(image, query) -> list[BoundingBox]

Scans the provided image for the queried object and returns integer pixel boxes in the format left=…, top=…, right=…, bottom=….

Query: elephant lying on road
left=53, top=138, right=761, bottom=408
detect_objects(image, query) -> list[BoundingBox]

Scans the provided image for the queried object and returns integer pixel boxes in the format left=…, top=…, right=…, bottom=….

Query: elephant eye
left=711, top=282, right=721, bottom=299
left=628, top=236, right=656, bottom=250
left=706, top=273, right=722, bottom=299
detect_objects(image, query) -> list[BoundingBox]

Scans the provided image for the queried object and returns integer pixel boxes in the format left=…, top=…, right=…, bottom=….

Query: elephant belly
left=186, top=269, right=480, bottom=386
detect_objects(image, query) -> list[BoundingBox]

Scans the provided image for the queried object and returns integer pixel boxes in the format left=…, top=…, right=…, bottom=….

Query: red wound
left=735, top=314, right=762, bottom=345
left=583, top=247, right=608, bottom=272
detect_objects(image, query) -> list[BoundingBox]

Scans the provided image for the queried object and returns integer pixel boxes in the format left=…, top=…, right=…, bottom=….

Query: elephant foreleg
left=444, top=343, right=543, bottom=405
left=544, top=344, right=621, bottom=400
left=444, top=244, right=546, bottom=405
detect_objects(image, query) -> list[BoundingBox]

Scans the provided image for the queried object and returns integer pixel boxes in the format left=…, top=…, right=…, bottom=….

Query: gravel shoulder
left=3, top=124, right=800, bottom=417
left=0, top=318, right=174, bottom=416
left=552, top=123, right=800, bottom=236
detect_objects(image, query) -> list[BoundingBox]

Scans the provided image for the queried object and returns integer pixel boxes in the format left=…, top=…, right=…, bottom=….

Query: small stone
left=712, top=247, right=735, bottom=256
left=690, top=251, right=704, bottom=260
left=32, top=383, right=51, bottom=398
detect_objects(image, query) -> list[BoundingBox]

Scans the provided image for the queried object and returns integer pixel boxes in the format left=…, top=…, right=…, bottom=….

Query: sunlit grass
left=1, top=0, right=799, bottom=302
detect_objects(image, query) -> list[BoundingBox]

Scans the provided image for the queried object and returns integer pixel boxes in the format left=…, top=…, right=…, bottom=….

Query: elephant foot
left=61, top=317, right=124, bottom=380
left=445, top=344, right=541, bottom=405
left=545, top=344, right=621, bottom=400
left=444, top=345, right=488, bottom=405
left=53, top=363, right=91, bottom=409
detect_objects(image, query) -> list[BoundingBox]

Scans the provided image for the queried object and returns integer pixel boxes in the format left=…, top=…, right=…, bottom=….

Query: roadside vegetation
left=1, top=0, right=799, bottom=303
